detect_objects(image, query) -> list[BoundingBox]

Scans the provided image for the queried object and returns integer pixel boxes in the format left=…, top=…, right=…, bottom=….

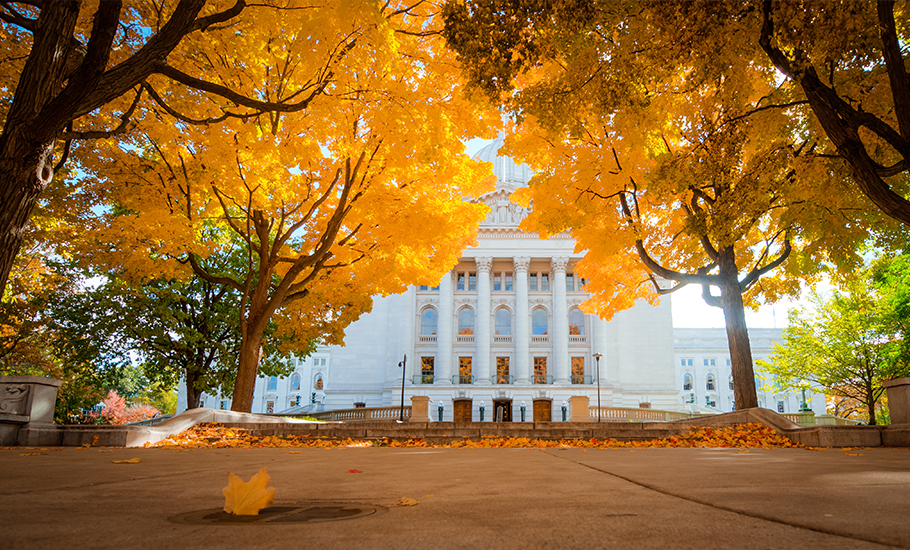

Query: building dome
left=474, top=135, right=534, bottom=188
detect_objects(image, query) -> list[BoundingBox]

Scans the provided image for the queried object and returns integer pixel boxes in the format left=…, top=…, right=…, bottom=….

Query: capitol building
left=180, top=138, right=825, bottom=420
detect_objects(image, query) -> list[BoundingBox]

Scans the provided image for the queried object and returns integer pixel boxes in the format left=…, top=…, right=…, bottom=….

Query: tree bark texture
left=717, top=248, right=759, bottom=410
left=231, top=330, right=263, bottom=413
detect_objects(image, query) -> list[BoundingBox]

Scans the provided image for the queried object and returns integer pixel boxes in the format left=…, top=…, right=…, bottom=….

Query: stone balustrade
left=310, top=406, right=412, bottom=422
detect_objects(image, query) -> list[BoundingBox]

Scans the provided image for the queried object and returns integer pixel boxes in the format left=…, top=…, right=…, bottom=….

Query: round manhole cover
left=169, top=504, right=387, bottom=525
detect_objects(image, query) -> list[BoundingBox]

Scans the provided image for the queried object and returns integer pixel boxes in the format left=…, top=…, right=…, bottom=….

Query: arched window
left=728, top=375, right=734, bottom=391
left=421, top=308, right=438, bottom=335
left=290, top=373, right=301, bottom=391
left=683, top=373, right=693, bottom=391
left=706, top=374, right=716, bottom=391
left=568, top=309, right=584, bottom=335
left=495, top=308, right=511, bottom=335
left=314, top=375, right=323, bottom=391
left=267, top=376, right=277, bottom=391
left=532, top=308, right=548, bottom=335
left=458, top=307, right=475, bottom=335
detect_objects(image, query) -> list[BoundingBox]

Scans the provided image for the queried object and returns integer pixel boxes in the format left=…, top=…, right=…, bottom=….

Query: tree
left=0, top=0, right=371, bottom=297
left=72, top=2, right=498, bottom=412
left=758, top=0, right=910, bottom=227
left=760, top=274, right=910, bottom=425
left=442, top=0, right=884, bottom=409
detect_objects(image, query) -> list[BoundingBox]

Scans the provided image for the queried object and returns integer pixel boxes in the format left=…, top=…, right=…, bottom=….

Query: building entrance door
left=533, top=399, right=552, bottom=422
left=453, top=400, right=472, bottom=423
left=493, top=400, right=512, bottom=422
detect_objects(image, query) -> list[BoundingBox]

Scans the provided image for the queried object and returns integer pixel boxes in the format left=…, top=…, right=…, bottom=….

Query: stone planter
left=0, top=376, right=62, bottom=446
left=883, top=377, right=910, bottom=425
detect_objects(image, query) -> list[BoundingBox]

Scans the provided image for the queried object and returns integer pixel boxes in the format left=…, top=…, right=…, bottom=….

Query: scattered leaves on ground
left=223, top=468, right=275, bottom=516
left=347, top=469, right=362, bottom=473
left=147, top=422, right=803, bottom=450
left=397, top=497, right=419, bottom=506
left=111, top=458, right=141, bottom=464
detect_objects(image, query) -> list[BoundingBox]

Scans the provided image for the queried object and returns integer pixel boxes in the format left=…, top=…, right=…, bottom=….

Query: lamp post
left=398, top=355, right=407, bottom=422
left=479, top=401, right=485, bottom=422
left=593, top=353, right=603, bottom=422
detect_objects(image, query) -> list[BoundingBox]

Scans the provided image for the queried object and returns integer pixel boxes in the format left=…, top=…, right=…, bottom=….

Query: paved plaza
left=2, top=444, right=908, bottom=549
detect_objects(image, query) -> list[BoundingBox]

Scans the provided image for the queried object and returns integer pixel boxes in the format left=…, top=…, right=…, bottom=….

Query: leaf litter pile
left=148, top=422, right=801, bottom=450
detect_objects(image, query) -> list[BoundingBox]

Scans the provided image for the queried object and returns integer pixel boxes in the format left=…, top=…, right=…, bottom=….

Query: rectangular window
left=505, top=273, right=513, bottom=291
left=681, top=358, right=693, bottom=367
left=566, top=274, right=574, bottom=291
left=704, top=358, right=716, bottom=367
left=533, top=357, right=547, bottom=384
left=457, top=273, right=465, bottom=291
left=496, top=357, right=510, bottom=384
left=458, top=357, right=472, bottom=384
left=432, top=285, right=440, bottom=291
left=459, top=357, right=472, bottom=376
left=571, top=357, right=585, bottom=384
left=419, top=285, right=429, bottom=291
left=493, top=273, right=501, bottom=291
left=421, top=357, right=435, bottom=384
left=579, top=278, right=586, bottom=289
left=468, top=273, right=477, bottom=291
left=726, top=359, right=731, bottom=367
left=777, top=401, right=785, bottom=413
left=266, top=401, right=274, bottom=414
left=422, top=357, right=435, bottom=375
left=541, top=273, right=549, bottom=291
left=530, top=274, right=538, bottom=291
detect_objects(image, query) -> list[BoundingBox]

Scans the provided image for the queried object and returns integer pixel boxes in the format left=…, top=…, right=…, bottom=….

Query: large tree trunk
left=0, top=154, right=48, bottom=295
left=231, top=330, right=263, bottom=413
left=184, top=367, right=203, bottom=409
left=717, top=248, right=759, bottom=410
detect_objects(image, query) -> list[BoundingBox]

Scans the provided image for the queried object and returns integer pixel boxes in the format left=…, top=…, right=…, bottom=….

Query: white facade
left=674, top=328, right=825, bottom=414
left=180, top=138, right=813, bottom=419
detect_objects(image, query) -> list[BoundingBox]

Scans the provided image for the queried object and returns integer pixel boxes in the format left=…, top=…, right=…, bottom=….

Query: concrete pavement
left=2, top=444, right=908, bottom=549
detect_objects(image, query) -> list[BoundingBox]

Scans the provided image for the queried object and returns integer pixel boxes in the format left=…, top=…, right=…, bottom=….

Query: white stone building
left=180, top=138, right=817, bottom=420
left=674, top=328, right=825, bottom=414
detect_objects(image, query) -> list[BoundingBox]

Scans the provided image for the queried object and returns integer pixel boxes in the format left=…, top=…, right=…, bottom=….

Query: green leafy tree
left=760, top=274, right=910, bottom=425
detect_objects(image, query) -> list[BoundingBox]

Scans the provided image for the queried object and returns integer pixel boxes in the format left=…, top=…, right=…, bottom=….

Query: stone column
left=437, top=270, right=454, bottom=385
left=884, top=377, right=910, bottom=424
left=475, top=257, right=493, bottom=385
left=514, top=256, right=531, bottom=384
left=552, top=257, right=570, bottom=384
left=401, top=286, right=417, bottom=387
left=592, top=315, right=607, bottom=380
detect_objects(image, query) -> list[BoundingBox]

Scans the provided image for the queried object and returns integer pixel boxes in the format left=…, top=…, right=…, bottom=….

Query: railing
left=568, top=335, right=587, bottom=344
left=531, top=336, right=549, bottom=344
left=412, top=374, right=435, bottom=384
left=589, top=407, right=695, bottom=422
left=783, top=411, right=818, bottom=427
left=418, top=336, right=437, bottom=344
left=571, top=375, right=593, bottom=385
left=492, top=374, right=514, bottom=385
left=814, top=413, right=863, bottom=426
left=494, top=335, right=512, bottom=344
left=532, top=374, right=553, bottom=385
left=452, top=374, right=474, bottom=385
left=311, top=406, right=411, bottom=422
left=456, top=335, right=475, bottom=343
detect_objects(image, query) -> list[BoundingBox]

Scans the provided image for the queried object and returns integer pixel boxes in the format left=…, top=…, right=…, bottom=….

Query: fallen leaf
left=844, top=453, right=863, bottom=456
left=223, top=468, right=275, bottom=516
left=111, top=458, right=141, bottom=464
left=347, top=469, right=361, bottom=473
left=423, top=494, right=435, bottom=498
left=397, top=497, right=419, bottom=506
left=629, top=450, right=636, bottom=453
left=20, top=452, right=46, bottom=456
left=288, top=451, right=300, bottom=454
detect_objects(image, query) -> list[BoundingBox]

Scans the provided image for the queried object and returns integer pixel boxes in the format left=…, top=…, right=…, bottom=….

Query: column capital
left=551, top=257, right=570, bottom=273
left=513, top=256, right=531, bottom=273
left=475, top=256, right=494, bottom=273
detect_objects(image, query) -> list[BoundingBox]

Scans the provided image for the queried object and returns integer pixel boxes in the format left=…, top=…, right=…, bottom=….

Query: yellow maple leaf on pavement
left=223, top=468, right=275, bottom=516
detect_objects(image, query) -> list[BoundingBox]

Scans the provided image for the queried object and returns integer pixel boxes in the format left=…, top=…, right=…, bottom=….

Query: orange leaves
left=347, top=469, right=362, bottom=473
left=223, top=468, right=275, bottom=516
left=150, top=422, right=799, bottom=450
left=111, top=458, right=141, bottom=464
